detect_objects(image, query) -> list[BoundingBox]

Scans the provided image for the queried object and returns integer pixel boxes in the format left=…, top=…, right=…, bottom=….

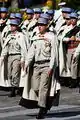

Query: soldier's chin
left=39, top=30, right=45, bottom=34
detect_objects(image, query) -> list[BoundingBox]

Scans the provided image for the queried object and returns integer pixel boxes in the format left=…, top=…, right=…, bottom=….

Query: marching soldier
left=30, top=8, right=42, bottom=38
left=19, top=17, right=59, bottom=119
left=0, top=7, right=8, bottom=32
left=23, top=8, right=34, bottom=27
left=0, top=19, right=27, bottom=97
left=55, top=7, right=72, bottom=34
left=71, top=30, right=80, bottom=79
left=0, top=13, right=16, bottom=88
left=58, top=12, right=79, bottom=75
left=1, top=13, right=16, bottom=46
left=33, top=8, right=42, bottom=20
left=15, top=12, right=30, bottom=50
left=20, top=8, right=34, bottom=45
left=26, top=8, right=38, bottom=40
left=54, top=2, right=66, bottom=22
left=46, top=9, right=56, bottom=32
left=61, top=12, right=80, bottom=87
left=71, top=30, right=80, bottom=90
left=0, top=7, right=8, bottom=55
left=30, top=13, right=50, bottom=41
left=57, top=13, right=73, bottom=86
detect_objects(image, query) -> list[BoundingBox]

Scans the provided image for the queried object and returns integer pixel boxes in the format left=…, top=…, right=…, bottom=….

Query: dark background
left=0, top=0, right=47, bottom=8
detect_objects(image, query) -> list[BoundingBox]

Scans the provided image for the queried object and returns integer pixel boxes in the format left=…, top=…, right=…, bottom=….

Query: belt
left=68, top=46, right=77, bottom=49
left=9, top=54, right=21, bottom=56
left=68, top=41, right=79, bottom=49
left=35, top=60, right=50, bottom=64
left=68, top=44, right=79, bottom=49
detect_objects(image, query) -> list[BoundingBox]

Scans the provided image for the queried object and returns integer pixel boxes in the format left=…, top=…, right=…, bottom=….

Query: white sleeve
left=1, top=45, right=8, bottom=57
left=63, top=37, right=70, bottom=42
left=18, top=33, right=28, bottom=62
left=50, top=34, right=58, bottom=69
left=74, top=44, right=80, bottom=57
left=25, top=42, right=35, bottom=67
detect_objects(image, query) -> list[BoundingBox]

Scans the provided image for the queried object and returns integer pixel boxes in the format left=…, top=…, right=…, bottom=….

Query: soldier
left=58, top=12, right=78, bottom=74
left=46, top=9, right=56, bottom=32
left=0, top=19, right=27, bottom=97
left=23, top=8, right=34, bottom=27
left=55, top=7, right=72, bottom=34
left=71, top=31, right=80, bottom=79
left=15, top=12, right=30, bottom=50
left=0, top=13, right=16, bottom=88
left=21, top=8, right=34, bottom=44
left=0, top=7, right=8, bottom=55
left=26, top=8, right=37, bottom=39
left=1, top=13, right=16, bottom=46
left=33, top=8, right=42, bottom=20
left=19, top=17, right=59, bottom=119
left=0, top=7, right=8, bottom=32
left=54, top=1, right=66, bottom=22
left=31, top=13, right=50, bottom=40
left=71, top=30, right=80, bottom=90
left=31, top=12, right=56, bottom=42
left=58, top=13, right=73, bottom=86
left=62, top=12, right=79, bottom=88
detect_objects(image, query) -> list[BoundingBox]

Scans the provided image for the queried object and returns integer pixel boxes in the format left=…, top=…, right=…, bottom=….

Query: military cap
left=34, top=8, right=42, bottom=13
left=58, top=2, right=66, bottom=6
left=62, top=7, right=72, bottom=13
left=40, top=13, right=50, bottom=20
left=0, top=7, right=8, bottom=12
left=15, top=13, right=22, bottom=19
left=20, top=8, right=27, bottom=12
left=70, top=12, right=78, bottom=19
left=38, top=17, right=48, bottom=25
left=42, top=6, right=49, bottom=13
left=47, top=9, right=54, bottom=15
left=10, top=19, right=19, bottom=26
left=10, top=13, right=15, bottom=19
left=26, top=8, right=34, bottom=14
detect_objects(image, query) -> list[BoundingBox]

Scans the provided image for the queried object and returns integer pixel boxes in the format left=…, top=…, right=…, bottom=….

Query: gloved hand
left=20, top=61, right=25, bottom=70
left=48, top=68, right=53, bottom=77
left=21, top=65, right=28, bottom=78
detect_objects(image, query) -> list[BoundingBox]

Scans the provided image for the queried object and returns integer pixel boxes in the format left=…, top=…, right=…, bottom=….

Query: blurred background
left=0, top=0, right=80, bottom=10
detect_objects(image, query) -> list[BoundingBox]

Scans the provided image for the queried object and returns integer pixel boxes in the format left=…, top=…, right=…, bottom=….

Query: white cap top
left=58, top=2, right=66, bottom=6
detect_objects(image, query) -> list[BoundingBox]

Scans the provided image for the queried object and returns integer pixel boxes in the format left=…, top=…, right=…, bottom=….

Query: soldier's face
left=62, top=12, right=67, bottom=18
left=0, top=12, right=7, bottom=19
left=11, top=25, right=17, bottom=32
left=38, top=25, right=47, bottom=34
left=65, top=18, right=71, bottom=25
left=71, top=18, right=77, bottom=26
left=34, top=13, right=40, bottom=20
